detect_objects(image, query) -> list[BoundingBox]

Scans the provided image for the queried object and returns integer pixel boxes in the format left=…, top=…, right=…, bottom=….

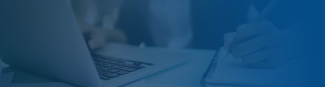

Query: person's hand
left=80, top=22, right=127, bottom=50
left=83, top=27, right=127, bottom=50
left=224, top=21, right=294, bottom=68
left=83, top=27, right=108, bottom=50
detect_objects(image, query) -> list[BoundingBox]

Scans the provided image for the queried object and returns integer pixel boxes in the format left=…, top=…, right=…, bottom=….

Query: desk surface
left=0, top=43, right=215, bottom=87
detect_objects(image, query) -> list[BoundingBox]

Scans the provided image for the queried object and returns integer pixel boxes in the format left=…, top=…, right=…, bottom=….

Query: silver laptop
left=0, top=0, right=189, bottom=87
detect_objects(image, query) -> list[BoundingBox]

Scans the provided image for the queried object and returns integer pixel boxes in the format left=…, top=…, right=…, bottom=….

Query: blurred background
left=74, top=0, right=254, bottom=50
left=76, top=0, right=317, bottom=51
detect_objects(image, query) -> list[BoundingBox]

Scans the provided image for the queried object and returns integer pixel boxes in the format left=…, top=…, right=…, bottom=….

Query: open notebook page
left=205, top=48, right=308, bottom=87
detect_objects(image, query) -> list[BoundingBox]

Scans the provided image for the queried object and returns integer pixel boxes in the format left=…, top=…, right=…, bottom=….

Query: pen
left=222, top=0, right=278, bottom=61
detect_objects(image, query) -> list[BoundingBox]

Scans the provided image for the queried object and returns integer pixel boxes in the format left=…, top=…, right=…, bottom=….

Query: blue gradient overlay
left=0, top=0, right=324, bottom=86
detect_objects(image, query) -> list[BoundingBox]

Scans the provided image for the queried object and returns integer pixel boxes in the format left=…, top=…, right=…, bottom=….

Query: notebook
left=201, top=48, right=308, bottom=87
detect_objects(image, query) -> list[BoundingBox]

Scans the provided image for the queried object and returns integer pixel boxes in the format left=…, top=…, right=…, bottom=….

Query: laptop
left=0, top=0, right=189, bottom=87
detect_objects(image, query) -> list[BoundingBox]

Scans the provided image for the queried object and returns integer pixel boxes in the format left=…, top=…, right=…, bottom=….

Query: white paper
left=0, top=73, right=14, bottom=87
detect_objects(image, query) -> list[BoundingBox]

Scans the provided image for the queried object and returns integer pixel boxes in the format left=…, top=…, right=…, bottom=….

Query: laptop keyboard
left=91, top=54, right=154, bottom=80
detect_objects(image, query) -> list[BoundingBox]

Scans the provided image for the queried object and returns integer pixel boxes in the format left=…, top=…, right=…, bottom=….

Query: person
left=74, top=0, right=192, bottom=49
left=71, top=0, right=157, bottom=49
left=221, top=0, right=324, bottom=68
left=70, top=0, right=128, bottom=50
left=73, top=0, right=324, bottom=69
left=191, top=0, right=314, bottom=68
left=221, top=1, right=325, bottom=85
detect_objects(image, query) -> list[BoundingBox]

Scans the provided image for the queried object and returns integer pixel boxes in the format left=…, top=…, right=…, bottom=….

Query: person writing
left=221, top=0, right=312, bottom=68
left=223, top=21, right=305, bottom=68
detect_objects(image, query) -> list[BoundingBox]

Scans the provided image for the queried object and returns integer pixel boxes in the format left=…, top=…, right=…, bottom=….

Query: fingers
left=235, top=21, right=277, bottom=43
left=232, top=33, right=281, bottom=58
left=241, top=46, right=278, bottom=64
left=84, top=27, right=127, bottom=50
left=88, top=37, right=106, bottom=50
left=226, top=21, right=289, bottom=68
left=247, top=45, right=294, bottom=69
left=247, top=59, right=280, bottom=69
left=246, top=55, right=287, bottom=69
left=224, top=32, right=237, bottom=51
left=88, top=31, right=107, bottom=50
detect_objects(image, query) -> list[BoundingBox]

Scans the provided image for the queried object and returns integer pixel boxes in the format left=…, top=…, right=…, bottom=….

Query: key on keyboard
left=92, top=55, right=154, bottom=80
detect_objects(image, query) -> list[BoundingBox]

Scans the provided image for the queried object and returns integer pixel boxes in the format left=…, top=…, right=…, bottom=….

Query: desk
left=143, top=48, right=214, bottom=86
left=0, top=44, right=215, bottom=87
